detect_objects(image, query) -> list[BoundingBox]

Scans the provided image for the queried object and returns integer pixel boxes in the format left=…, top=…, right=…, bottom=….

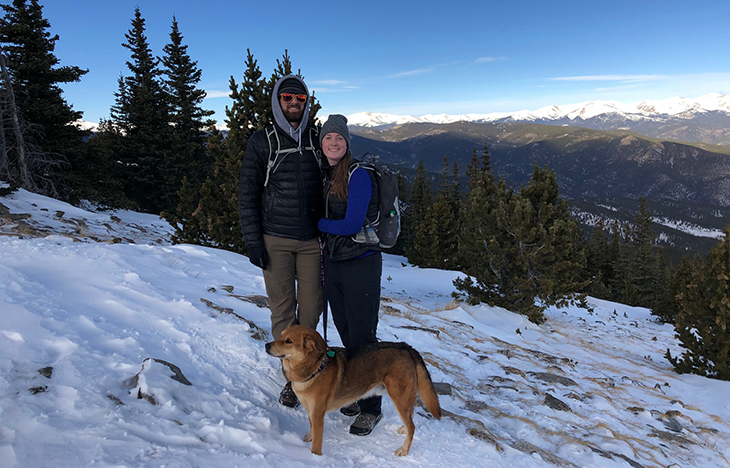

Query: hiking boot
left=349, top=412, right=382, bottom=436
left=278, top=382, right=299, bottom=408
left=340, top=401, right=360, bottom=417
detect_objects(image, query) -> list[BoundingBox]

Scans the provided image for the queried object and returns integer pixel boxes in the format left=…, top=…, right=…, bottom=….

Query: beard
left=282, top=104, right=305, bottom=123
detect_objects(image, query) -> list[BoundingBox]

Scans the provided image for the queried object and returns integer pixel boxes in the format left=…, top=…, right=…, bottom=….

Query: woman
left=318, top=114, right=383, bottom=436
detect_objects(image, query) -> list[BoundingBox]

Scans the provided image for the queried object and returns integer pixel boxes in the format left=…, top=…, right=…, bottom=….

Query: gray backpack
left=348, top=160, right=401, bottom=249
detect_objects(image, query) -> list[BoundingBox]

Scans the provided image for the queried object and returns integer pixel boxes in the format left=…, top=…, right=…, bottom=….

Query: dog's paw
left=394, top=446, right=409, bottom=457
left=397, top=425, right=407, bottom=435
left=303, top=431, right=312, bottom=442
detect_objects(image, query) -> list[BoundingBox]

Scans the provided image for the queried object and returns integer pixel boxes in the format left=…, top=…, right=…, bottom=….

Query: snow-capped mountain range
left=347, top=93, right=730, bottom=127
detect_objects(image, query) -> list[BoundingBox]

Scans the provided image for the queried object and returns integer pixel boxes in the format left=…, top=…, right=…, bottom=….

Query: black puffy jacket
left=238, top=123, right=323, bottom=249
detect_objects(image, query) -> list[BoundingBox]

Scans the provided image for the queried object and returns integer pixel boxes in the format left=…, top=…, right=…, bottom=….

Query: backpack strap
left=264, top=125, right=322, bottom=187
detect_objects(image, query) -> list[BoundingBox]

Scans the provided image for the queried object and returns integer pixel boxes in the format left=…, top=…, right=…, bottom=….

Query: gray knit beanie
left=320, top=114, right=351, bottom=149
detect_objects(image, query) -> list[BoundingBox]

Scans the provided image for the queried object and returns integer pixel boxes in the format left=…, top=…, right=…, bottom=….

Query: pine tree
left=585, top=220, right=612, bottom=299
left=160, top=15, right=214, bottom=191
left=667, top=227, right=730, bottom=380
left=454, top=143, right=505, bottom=304
left=456, top=162, right=587, bottom=324
left=652, top=256, right=700, bottom=324
left=107, top=6, right=174, bottom=213
left=632, top=198, right=661, bottom=308
left=402, top=159, right=431, bottom=257
left=410, top=157, right=460, bottom=269
left=0, top=0, right=88, bottom=196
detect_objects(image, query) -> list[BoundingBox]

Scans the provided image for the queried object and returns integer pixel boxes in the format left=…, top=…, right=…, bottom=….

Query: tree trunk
left=0, top=48, right=30, bottom=188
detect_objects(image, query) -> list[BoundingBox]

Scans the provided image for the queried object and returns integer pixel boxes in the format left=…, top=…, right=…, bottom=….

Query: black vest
left=322, top=164, right=380, bottom=262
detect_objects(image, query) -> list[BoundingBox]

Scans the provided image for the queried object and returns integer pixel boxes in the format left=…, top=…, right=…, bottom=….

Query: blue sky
left=38, top=0, right=730, bottom=124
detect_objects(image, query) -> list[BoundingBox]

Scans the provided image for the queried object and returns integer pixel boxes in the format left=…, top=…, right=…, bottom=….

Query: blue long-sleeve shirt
left=318, top=167, right=372, bottom=236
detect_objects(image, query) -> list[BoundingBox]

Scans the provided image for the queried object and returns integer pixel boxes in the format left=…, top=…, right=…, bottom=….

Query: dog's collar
left=303, top=350, right=335, bottom=383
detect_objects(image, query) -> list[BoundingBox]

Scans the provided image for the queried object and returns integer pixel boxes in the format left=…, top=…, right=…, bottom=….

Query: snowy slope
left=1, top=190, right=729, bottom=468
left=347, top=93, right=730, bottom=127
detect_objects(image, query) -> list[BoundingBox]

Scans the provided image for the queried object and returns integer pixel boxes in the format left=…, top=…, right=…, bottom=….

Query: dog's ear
left=303, top=333, right=325, bottom=354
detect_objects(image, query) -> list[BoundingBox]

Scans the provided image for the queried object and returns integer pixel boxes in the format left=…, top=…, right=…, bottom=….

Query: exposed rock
left=152, top=358, right=192, bottom=386
left=200, top=298, right=269, bottom=340
left=463, top=400, right=490, bottom=413
left=38, top=367, right=53, bottom=379
left=439, top=408, right=502, bottom=452
left=544, top=393, right=572, bottom=412
left=433, top=382, right=453, bottom=395
left=650, top=430, right=695, bottom=446
left=589, top=446, right=646, bottom=468
left=626, top=406, right=646, bottom=414
left=228, top=294, right=269, bottom=309
left=107, top=394, right=124, bottom=405
left=397, top=325, right=440, bottom=337
left=529, top=372, right=578, bottom=387
left=29, top=386, right=47, bottom=394
left=501, top=366, right=525, bottom=378
left=511, top=440, right=578, bottom=467
left=221, top=285, right=234, bottom=293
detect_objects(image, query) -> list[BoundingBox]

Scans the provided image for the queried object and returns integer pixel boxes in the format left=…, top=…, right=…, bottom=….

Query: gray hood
left=271, top=74, right=311, bottom=145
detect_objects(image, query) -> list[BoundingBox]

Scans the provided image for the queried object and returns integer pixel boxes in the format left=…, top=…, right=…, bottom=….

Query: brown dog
left=265, top=325, right=441, bottom=456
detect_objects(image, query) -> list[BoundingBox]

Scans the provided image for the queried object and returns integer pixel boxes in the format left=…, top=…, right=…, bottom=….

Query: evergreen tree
left=652, top=256, right=700, bottom=324
left=0, top=0, right=88, bottom=196
left=667, top=227, right=730, bottom=381
left=402, top=159, right=431, bottom=257
left=455, top=162, right=587, bottom=324
left=410, top=157, right=460, bottom=269
left=161, top=15, right=215, bottom=191
left=107, top=6, right=174, bottom=213
left=585, top=220, right=612, bottom=299
left=632, top=198, right=662, bottom=308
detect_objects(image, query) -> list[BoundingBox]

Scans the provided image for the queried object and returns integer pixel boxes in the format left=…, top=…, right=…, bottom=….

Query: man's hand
left=248, top=245, right=269, bottom=270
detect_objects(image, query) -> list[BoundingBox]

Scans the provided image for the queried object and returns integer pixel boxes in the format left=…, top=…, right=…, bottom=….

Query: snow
left=2, top=189, right=730, bottom=468
left=347, top=93, right=730, bottom=127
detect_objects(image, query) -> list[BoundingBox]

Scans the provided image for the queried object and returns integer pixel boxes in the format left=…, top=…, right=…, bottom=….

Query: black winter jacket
left=238, top=123, right=323, bottom=249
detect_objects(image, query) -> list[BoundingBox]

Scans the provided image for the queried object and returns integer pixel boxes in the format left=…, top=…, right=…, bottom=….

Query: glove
left=248, top=245, right=269, bottom=270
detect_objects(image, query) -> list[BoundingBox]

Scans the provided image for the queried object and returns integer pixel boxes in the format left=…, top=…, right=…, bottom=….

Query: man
left=239, top=75, right=324, bottom=407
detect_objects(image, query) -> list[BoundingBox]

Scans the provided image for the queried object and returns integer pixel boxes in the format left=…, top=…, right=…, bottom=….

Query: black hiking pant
left=324, top=251, right=382, bottom=415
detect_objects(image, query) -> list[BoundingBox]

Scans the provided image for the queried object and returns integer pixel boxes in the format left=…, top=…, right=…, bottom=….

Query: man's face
left=279, top=93, right=307, bottom=125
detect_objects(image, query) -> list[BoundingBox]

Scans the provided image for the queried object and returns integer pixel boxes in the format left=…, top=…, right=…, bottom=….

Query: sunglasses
left=280, top=93, right=307, bottom=103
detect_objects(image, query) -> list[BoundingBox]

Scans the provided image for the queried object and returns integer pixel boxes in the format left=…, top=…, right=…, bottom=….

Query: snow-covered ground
left=1, top=189, right=729, bottom=468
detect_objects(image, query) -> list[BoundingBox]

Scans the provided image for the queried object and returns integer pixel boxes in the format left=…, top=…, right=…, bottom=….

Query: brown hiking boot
left=278, top=382, right=299, bottom=408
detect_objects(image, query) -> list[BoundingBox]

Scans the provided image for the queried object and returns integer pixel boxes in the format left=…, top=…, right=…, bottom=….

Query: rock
left=626, top=406, right=646, bottom=414
left=107, top=394, right=124, bottom=405
left=29, top=386, right=47, bottom=394
left=529, top=372, right=578, bottom=387
left=397, top=325, right=440, bottom=337
left=650, top=430, right=694, bottom=446
left=433, top=382, right=453, bottom=395
left=511, top=441, right=576, bottom=467
left=38, top=367, right=53, bottom=379
left=544, top=393, right=572, bottom=412
left=221, top=285, right=234, bottom=293
left=152, top=358, right=192, bottom=386
left=228, top=294, right=269, bottom=309
left=200, top=298, right=269, bottom=340
left=501, top=366, right=525, bottom=377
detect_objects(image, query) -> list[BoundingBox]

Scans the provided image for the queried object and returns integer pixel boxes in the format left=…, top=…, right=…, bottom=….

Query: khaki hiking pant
left=263, top=234, right=323, bottom=340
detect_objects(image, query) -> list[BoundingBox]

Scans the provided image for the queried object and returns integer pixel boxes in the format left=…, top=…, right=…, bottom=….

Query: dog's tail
left=409, top=347, right=441, bottom=420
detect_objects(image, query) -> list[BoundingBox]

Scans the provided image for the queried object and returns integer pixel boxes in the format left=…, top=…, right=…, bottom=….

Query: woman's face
left=322, top=133, right=347, bottom=165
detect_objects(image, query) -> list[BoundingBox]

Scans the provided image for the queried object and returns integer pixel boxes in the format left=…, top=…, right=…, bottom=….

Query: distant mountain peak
left=347, top=93, right=730, bottom=128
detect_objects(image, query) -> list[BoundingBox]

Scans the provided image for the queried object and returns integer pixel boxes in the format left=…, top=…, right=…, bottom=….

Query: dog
left=265, top=325, right=441, bottom=456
